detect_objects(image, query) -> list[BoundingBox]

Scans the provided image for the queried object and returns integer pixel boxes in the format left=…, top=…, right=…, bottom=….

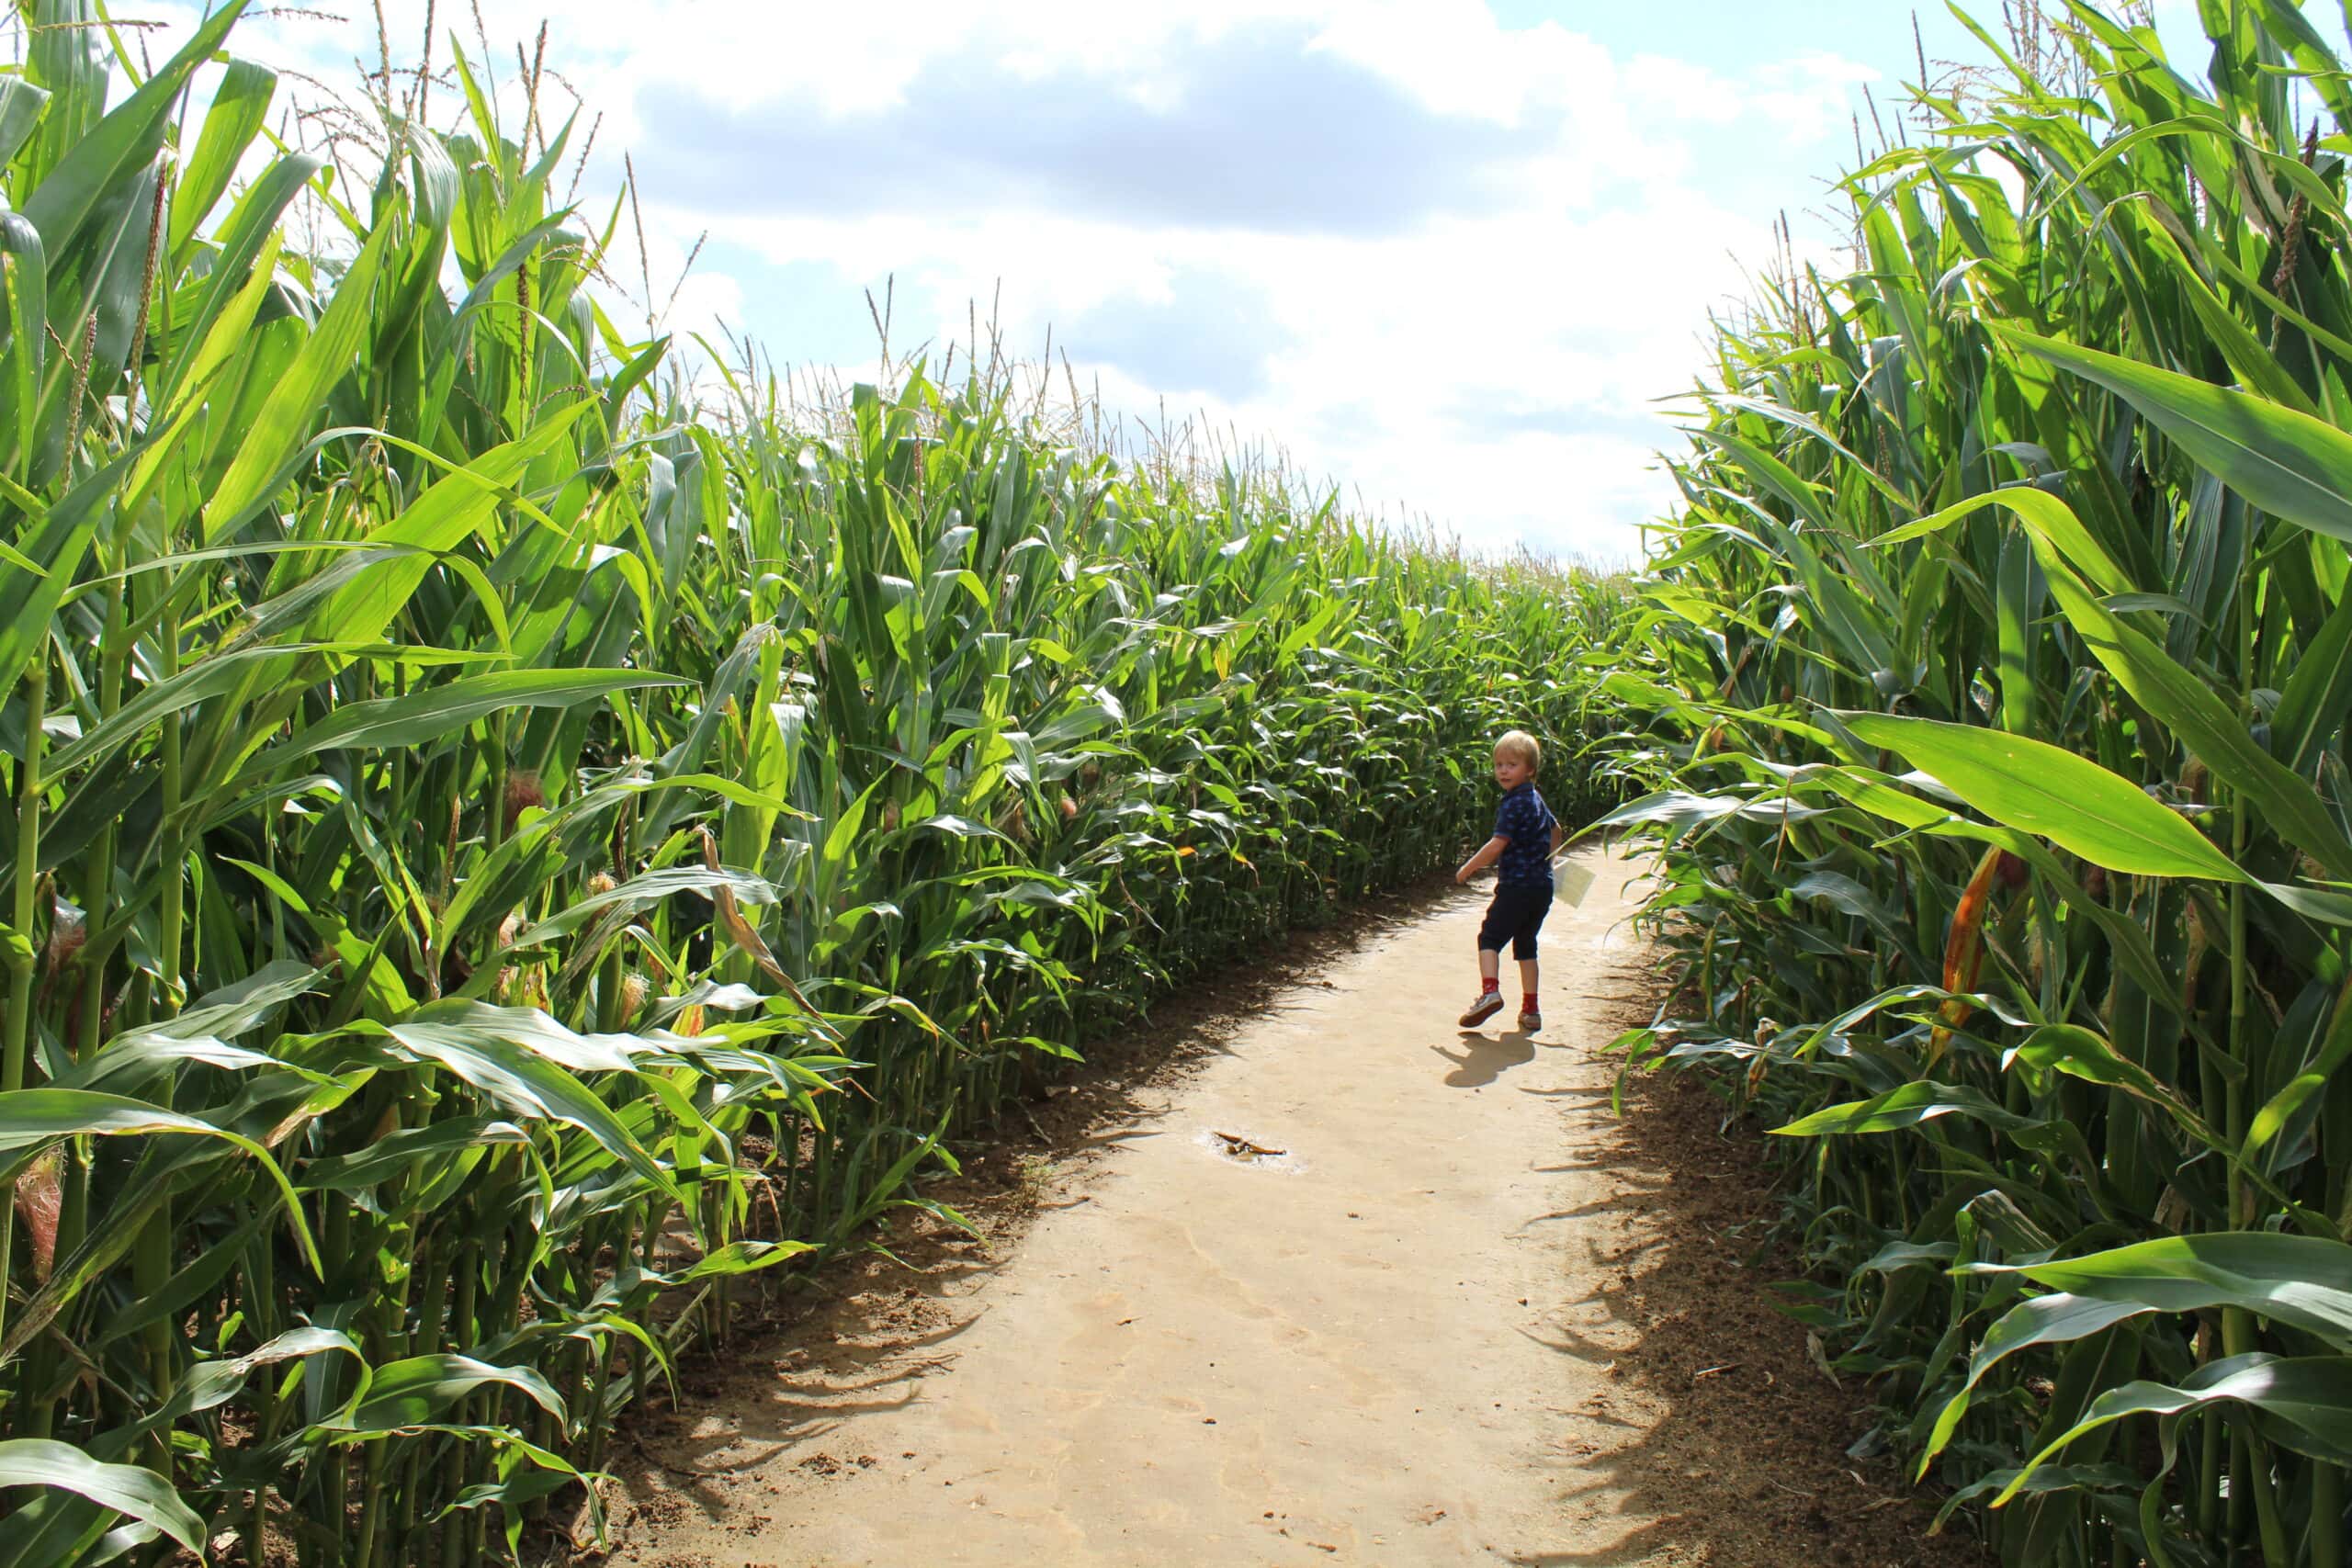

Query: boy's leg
left=1462, top=896, right=1513, bottom=1026
left=1512, top=891, right=1553, bottom=1030
left=1459, top=949, right=1507, bottom=1026
left=1476, top=893, right=1515, bottom=987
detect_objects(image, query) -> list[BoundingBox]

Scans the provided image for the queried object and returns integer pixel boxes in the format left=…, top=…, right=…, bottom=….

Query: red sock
left=1479, top=977, right=1499, bottom=995
left=1522, top=994, right=1539, bottom=1012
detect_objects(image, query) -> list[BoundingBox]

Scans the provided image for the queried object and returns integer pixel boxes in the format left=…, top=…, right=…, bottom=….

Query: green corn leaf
left=87, top=1210, right=278, bottom=1352
left=1995, top=1353, right=2352, bottom=1505
left=1969, top=1232, right=2352, bottom=1348
left=0, top=452, right=118, bottom=687
left=425, top=1424, right=606, bottom=1552
left=2273, top=587, right=2352, bottom=777
left=2036, top=558, right=2352, bottom=883
left=0, top=208, right=49, bottom=475
left=1771, top=1079, right=2034, bottom=1136
left=1868, top=481, right=2132, bottom=596
left=601, top=1238, right=819, bottom=1304
left=36, top=637, right=344, bottom=778
left=2245, top=0, right=2352, bottom=138
left=505, top=864, right=775, bottom=948
left=2247, top=979, right=2352, bottom=1158
left=130, top=225, right=291, bottom=509
left=153, top=155, right=321, bottom=412
left=0, top=1088, right=321, bottom=1273
left=2006, top=1024, right=2212, bottom=1139
left=309, top=400, right=593, bottom=641
left=330, top=1353, right=567, bottom=1432
left=1837, top=712, right=2244, bottom=880
left=201, top=216, right=396, bottom=542
left=1998, top=324, right=2352, bottom=545
left=107, top=1327, right=364, bottom=1438
left=0, top=1086, right=267, bottom=1153
left=668, top=1238, right=818, bottom=1283
left=0, top=1441, right=205, bottom=1557
left=384, top=1005, right=683, bottom=1202
left=0, top=77, right=51, bottom=170
left=19, top=0, right=246, bottom=260
left=272, top=668, right=681, bottom=757
left=1918, top=1293, right=2155, bottom=1477
left=297, top=1116, right=530, bottom=1193
left=167, top=57, right=277, bottom=263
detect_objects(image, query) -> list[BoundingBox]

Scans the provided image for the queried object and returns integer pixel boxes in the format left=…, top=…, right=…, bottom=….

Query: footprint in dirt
left=1433, top=1033, right=1536, bottom=1089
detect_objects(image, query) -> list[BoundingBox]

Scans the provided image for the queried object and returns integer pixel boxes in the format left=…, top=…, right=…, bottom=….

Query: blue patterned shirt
left=1491, top=783, right=1557, bottom=888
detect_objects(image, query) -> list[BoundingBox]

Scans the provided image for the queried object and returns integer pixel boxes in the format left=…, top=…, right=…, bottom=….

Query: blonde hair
left=1494, top=729, right=1542, bottom=772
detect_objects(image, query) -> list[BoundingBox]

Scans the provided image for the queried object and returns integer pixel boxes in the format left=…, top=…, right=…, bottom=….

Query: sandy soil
left=604, top=847, right=1987, bottom=1567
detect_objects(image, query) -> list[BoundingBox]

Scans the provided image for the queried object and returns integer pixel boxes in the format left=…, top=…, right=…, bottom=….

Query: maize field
left=1603, top=3, right=2352, bottom=1564
left=0, top=1, right=1626, bottom=1561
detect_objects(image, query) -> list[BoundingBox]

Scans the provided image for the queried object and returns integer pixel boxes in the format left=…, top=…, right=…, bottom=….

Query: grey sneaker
left=1459, top=990, right=1505, bottom=1028
left=1517, top=1009, right=1542, bottom=1033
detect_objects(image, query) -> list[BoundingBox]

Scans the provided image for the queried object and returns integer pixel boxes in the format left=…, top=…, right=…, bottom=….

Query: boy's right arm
left=1454, top=835, right=1510, bottom=884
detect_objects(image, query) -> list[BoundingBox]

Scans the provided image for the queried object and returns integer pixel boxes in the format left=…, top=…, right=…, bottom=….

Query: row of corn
left=1601, top=5, right=2352, bottom=1564
left=0, top=3, right=1624, bottom=1562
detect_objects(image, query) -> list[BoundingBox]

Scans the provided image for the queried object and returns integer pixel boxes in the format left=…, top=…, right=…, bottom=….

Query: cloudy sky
left=128, top=1, right=2209, bottom=560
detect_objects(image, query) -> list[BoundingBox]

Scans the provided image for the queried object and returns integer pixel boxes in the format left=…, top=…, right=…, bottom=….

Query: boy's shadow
left=1433, top=1032, right=1537, bottom=1089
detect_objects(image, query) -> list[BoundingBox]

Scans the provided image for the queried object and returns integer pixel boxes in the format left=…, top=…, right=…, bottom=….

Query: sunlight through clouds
left=144, top=0, right=1998, bottom=561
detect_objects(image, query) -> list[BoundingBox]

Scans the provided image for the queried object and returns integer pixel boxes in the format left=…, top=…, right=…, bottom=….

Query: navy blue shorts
left=1479, top=883, right=1553, bottom=960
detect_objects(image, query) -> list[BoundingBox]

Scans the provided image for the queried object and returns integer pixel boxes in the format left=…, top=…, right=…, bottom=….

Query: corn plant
left=1603, top=4, right=2352, bottom=1563
left=0, top=5, right=1623, bottom=1561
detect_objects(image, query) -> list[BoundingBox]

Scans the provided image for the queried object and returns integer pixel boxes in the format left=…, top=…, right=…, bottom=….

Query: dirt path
left=609, top=847, right=1979, bottom=1567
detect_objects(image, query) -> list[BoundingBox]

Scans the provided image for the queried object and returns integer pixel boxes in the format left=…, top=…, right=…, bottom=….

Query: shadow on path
left=1434, top=1030, right=1537, bottom=1087
left=1526, top=955, right=1996, bottom=1568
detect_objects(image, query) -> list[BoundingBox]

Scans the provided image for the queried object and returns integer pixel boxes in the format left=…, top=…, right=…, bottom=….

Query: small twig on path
left=1210, top=1131, right=1286, bottom=1158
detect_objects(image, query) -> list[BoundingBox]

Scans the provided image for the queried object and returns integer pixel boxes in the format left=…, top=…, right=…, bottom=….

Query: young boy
left=1453, top=730, right=1565, bottom=1032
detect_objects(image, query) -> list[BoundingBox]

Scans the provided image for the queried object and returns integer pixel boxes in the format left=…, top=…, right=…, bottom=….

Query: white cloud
left=1623, top=55, right=1748, bottom=129
left=122, top=0, right=1885, bottom=563
left=1752, top=52, right=1886, bottom=146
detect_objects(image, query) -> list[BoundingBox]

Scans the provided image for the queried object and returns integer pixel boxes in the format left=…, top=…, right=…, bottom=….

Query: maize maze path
left=598, top=848, right=1973, bottom=1566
